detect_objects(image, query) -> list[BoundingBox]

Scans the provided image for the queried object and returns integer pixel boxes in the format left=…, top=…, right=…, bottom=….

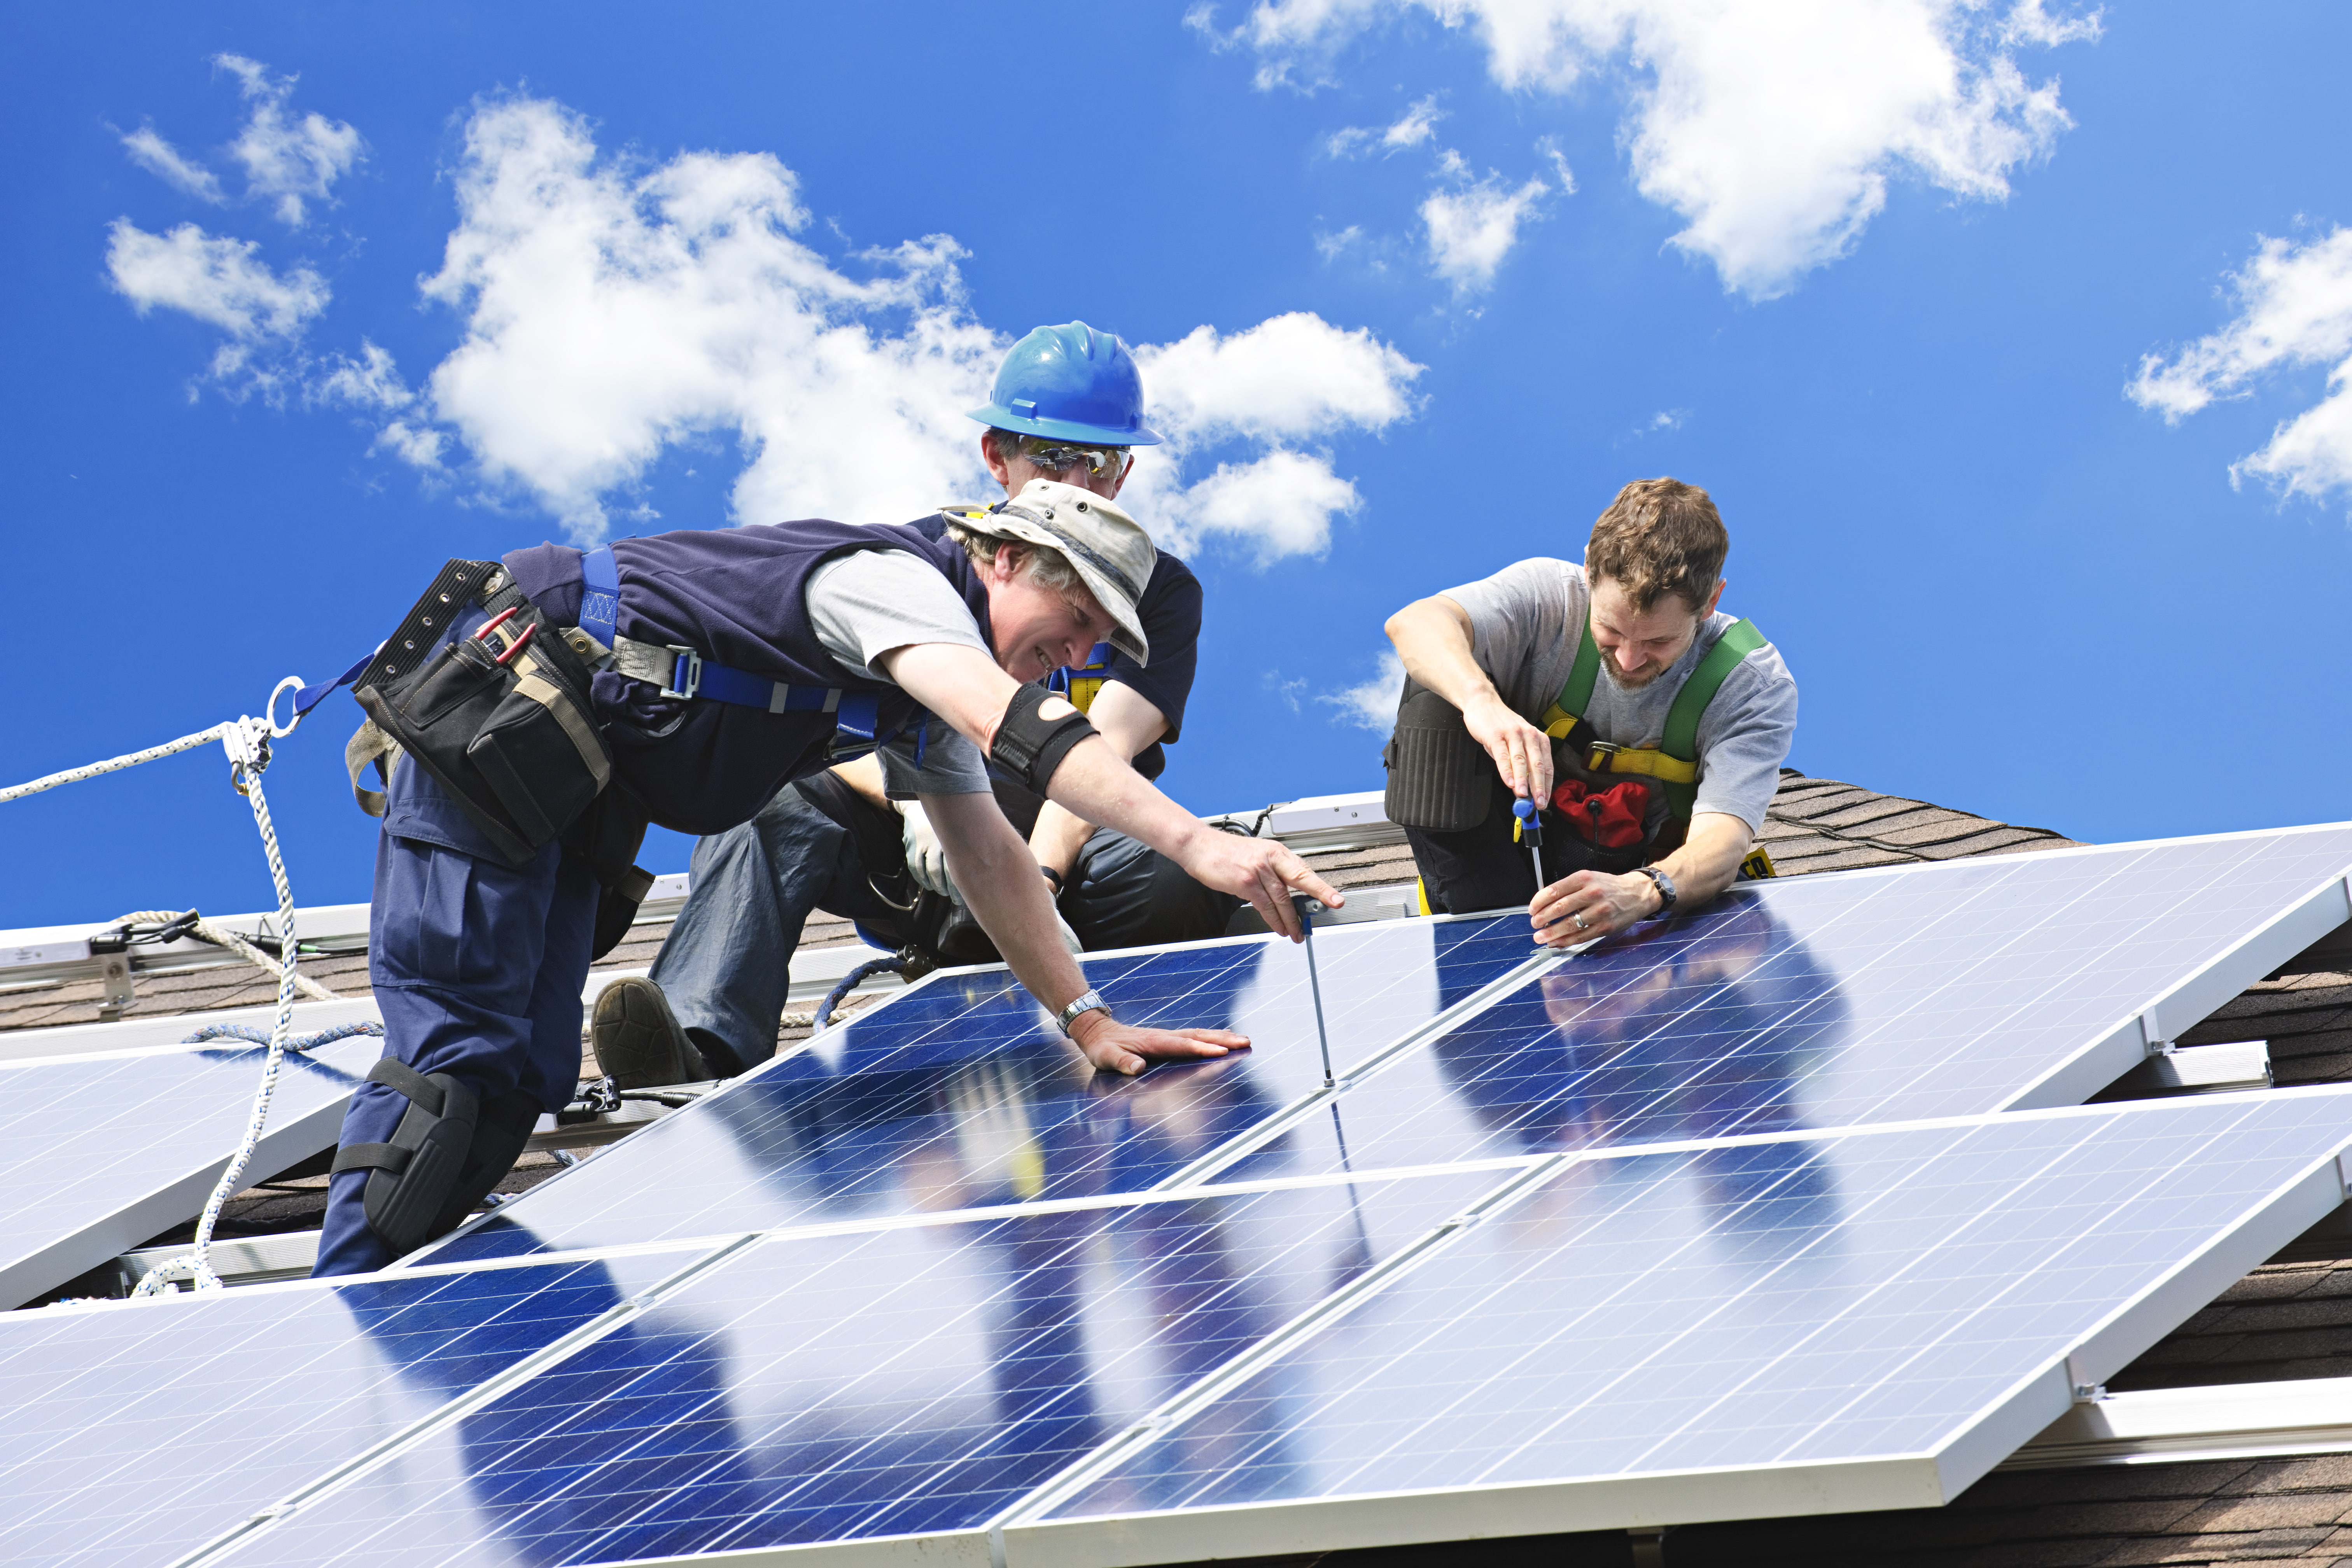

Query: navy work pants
left=314, top=760, right=599, bottom=1277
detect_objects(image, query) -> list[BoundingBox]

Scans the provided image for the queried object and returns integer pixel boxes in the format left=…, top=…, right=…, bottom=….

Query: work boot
left=591, top=978, right=712, bottom=1088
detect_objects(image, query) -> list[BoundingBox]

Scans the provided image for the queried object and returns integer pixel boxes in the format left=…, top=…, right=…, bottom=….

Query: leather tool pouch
left=1382, top=678, right=1491, bottom=833
left=356, top=597, right=614, bottom=869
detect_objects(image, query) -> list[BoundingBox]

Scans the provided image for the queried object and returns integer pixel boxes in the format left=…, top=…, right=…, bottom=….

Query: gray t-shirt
left=1442, top=558, right=1797, bottom=831
left=804, top=549, right=992, bottom=796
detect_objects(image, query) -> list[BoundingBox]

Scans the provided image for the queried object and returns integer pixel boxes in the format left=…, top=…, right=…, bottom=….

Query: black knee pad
left=332, top=1059, right=480, bottom=1259
left=430, top=1089, right=542, bottom=1238
left=1383, top=678, right=1493, bottom=833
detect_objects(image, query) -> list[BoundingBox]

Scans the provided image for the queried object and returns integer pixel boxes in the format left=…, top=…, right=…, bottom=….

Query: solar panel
left=166, top=1169, right=1513, bottom=1566
left=1009, top=1089, right=2352, bottom=1565
left=0, top=1033, right=380, bottom=1307
left=0, top=1244, right=718, bottom=1568
left=1199, top=827, right=2352, bottom=1181
left=8, top=827, right=2350, bottom=1568
left=414, top=914, right=1541, bottom=1265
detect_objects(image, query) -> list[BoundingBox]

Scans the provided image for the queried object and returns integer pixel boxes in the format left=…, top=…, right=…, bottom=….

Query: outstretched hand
left=1531, top=869, right=1661, bottom=948
left=1181, top=832, right=1343, bottom=940
left=1463, top=693, right=1556, bottom=804
left=1068, top=1016, right=1251, bottom=1077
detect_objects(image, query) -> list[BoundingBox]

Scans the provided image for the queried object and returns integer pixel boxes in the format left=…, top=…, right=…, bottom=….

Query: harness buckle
left=660, top=645, right=702, bottom=702
left=1587, top=740, right=1621, bottom=772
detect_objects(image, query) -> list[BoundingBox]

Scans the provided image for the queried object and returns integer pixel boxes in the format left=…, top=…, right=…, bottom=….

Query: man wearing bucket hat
left=312, top=347, right=1338, bottom=1276
left=600, top=324, right=1244, bottom=1093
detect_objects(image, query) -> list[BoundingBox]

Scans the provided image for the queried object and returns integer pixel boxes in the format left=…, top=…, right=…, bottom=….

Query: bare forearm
left=830, top=752, right=890, bottom=810
left=1029, top=802, right=1097, bottom=878
left=1038, top=735, right=1201, bottom=866
left=929, top=793, right=1085, bottom=1011
left=1655, top=813, right=1752, bottom=908
left=1025, top=681, right=1166, bottom=877
left=1386, top=596, right=1499, bottom=712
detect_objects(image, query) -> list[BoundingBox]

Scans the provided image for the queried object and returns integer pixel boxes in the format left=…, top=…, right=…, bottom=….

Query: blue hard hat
left=967, top=321, right=1163, bottom=447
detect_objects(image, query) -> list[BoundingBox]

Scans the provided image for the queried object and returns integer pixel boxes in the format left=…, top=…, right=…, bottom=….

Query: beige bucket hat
left=943, top=479, right=1155, bottom=665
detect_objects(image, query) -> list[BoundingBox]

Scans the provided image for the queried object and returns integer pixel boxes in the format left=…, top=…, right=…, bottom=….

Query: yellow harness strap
left=1536, top=710, right=1701, bottom=787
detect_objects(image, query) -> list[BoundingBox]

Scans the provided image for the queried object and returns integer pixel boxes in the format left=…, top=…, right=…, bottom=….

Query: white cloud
left=2130, top=227, right=2352, bottom=504
left=1320, top=648, right=1406, bottom=731
left=316, top=340, right=449, bottom=467
left=105, top=219, right=328, bottom=392
left=120, top=125, right=224, bottom=203
left=1264, top=672, right=1309, bottom=712
left=372, top=98, right=1423, bottom=555
left=1139, top=311, right=1421, bottom=445
left=1315, top=223, right=1364, bottom=261
left=1421, top=164, right=1550, bottom=293
left=1129, top=312, right=1423, bottom=560
left=1214, top=0, right=2098, bottom=299
left=1146, top=448, right=1365, bottom=562
left=1325, top=94, right=1447, bottom=158
left=214, top=54, right=363, bottom=226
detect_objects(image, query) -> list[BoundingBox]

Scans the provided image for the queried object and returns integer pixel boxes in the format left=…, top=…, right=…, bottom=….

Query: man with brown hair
left=1381, top=477, right=1796, bottom=946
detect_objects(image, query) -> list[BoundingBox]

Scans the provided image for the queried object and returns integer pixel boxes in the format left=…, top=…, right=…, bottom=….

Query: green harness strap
left=1546, top=613, right=1768, bottom=818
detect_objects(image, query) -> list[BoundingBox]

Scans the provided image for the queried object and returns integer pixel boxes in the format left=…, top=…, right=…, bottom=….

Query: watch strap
left=1635, top=865, right=1677, bottom=912
left=1055, top=988, right=1110, bottom=1033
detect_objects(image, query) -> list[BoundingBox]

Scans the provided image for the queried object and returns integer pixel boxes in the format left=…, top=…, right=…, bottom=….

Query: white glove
left=900, top=800, right=958, bottom=899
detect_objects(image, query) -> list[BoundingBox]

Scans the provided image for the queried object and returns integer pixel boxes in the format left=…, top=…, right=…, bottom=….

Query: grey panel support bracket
left=2006, top=1373, right=2352, bottom=1470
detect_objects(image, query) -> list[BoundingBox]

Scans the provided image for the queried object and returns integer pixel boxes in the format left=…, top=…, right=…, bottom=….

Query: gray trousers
left=649, top=780, right=1237, bottom=1071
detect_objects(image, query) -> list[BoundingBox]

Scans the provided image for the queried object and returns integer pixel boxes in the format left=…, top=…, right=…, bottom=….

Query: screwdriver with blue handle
left=1512, top=796, right=1544, bottom=904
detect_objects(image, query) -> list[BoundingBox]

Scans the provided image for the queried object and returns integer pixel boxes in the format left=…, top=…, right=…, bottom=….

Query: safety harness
left=578, top=545, right=889, bottom=761
left=1540, top=612, right=1767, bottom=821
left=1046, top=640, right=1116, bottom=713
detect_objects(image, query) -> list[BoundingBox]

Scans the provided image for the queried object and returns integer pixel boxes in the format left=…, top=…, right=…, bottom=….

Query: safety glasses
left=1020, top=439, right=1130, bottom=479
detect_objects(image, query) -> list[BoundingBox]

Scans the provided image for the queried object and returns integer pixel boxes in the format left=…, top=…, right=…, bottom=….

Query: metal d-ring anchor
left=1292, top=893, right=1335, bottom=1087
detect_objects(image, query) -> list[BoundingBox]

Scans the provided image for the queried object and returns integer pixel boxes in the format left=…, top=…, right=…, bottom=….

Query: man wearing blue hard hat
left=596, top=323, right=1239, bottom=1089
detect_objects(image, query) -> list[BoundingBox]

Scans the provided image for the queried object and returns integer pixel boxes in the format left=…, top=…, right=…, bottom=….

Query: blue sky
left=7, top=1, right=2352, bottom=928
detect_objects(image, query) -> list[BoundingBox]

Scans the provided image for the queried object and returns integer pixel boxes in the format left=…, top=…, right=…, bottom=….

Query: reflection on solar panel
left=1012, top=1092, right=2352, bottom=1565
left=0, top=1034, right=379, bottom=1307
left=416, top=913, right=1540, bottom=1264
left=1210, top=826, right=2352, bottom=1182
left=7, top=826, right=2352, bottom=1568
left=218, top=1171, right=1507, bottom=1565
left=0, top=1245, right=714, bottom=1567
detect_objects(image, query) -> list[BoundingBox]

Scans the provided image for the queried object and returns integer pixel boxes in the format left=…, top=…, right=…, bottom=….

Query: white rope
left=2, top=696, right=340, bottom=1297
left=100, top=909, right=339, bottom=1004
left=133, top=718, right=313, bottom=1295
left=0, top=724, right=237, bottom=805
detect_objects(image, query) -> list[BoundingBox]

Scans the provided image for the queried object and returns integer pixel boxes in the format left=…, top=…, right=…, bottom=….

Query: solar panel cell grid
left=1235, top=831, right=2352, bottom=1181
left=1032, top=1089, right=2352, bottom=1549
left=416, top=916, right=1536, bottom=1264
left=0, top=1248, right=712, bottom=1568
left=12, top=829, right=2352, bottom=1568
left=218, top=1170, right=1507, bottom=1567
left=0, top=1036, right=379, bottom=1306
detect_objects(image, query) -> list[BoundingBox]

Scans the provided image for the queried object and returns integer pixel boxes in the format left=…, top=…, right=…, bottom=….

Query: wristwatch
left=1633, top=865, right=1678, bottom=914
left=1055, top=988, right=1111, bottom=1034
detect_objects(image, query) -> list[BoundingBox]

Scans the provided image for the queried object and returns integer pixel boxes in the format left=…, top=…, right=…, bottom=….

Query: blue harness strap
left=291, top=649, right=378, bottom=721
left=579, top=544, right=621, bottom=649
left=299, top=541, right=906, bottom=764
